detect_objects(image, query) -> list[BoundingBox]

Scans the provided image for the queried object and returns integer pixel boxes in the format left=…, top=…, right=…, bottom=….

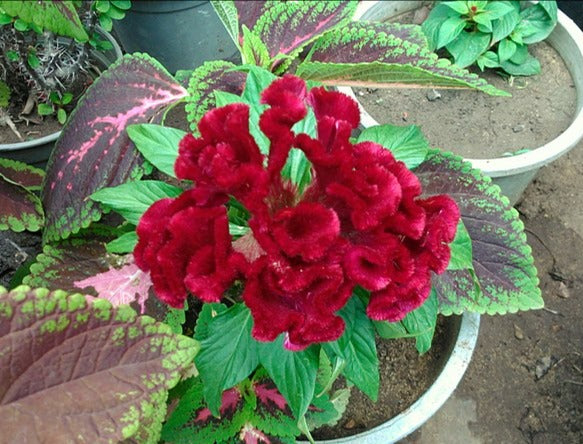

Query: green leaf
left=477, top=51, right=499, bottom=70
left=448, top=220, right=473, bottom=271
left=498, top=37, right=517, bottom=63
left=356, top=124, right=429, bottom=169
left=472, top=13, right=492, bottom=33
left=27, top=50, right=40, bottom=69
left=257, top=335, right=320, bottom=419
left=402, top=289, right=438, bottom=354
left=37, top=103, right=54, bottom=116
left=436, top=16, right=467, bottom=49
left=241, top=25, right=270, bottom=68
left=106, top=230, right=138, bottom=254
left=519, top=1, right=558, bottom=44
left=422, top=3, right=456, bottom=50
left=61, top=92, right=73, bottom=105
left=415, top=150, right=542, bottom=315
left=214, top=90, right=244, bottom=106
left=195, top=303, right=259, bottom=416
left=500, top=53, right=541, bottom=76
left=164, top=302, right=187, bottom=335
left=57, top=107, right=67, bottom=124
left=484, top=1, right=515, bottom=20
left=335, top=296, right=379, bottom=401
left=211, top=0, right=240, bottom=48
left=13, top=18, right=29, bottom=31
left=6, top=50, right=18, bottom=62
left=111, top=0, right=131, bottom=10
left=194, top=302, right=228, bottom=341
left=322, top=295, right=359, bottom=360
left=509, top=43, right=528, bottom=64
left=0, top=0, right=88, bottom=41
left=90, top=180, right=183, bottom=225
left=442, top=1, right=469, bottom=15
left=98, top=13, right=113, bottom=31
left=126, top=124, right=186, bottom=178
left=0, top=80, right=10, bottom=108
left=95, top=0, right=110, bottom=13
left=0, top=12, right=12, bottom=25
left=491, top=3, right=520, bottom=43
left=446, top=31, right=491, bottom=68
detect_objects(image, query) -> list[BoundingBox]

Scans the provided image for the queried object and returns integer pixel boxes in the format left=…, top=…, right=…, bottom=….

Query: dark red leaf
left=42, top=54, right=188, bottom=242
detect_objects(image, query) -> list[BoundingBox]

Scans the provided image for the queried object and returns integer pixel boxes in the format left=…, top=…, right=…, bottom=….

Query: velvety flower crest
left=134, top=74, right=460, bottom=350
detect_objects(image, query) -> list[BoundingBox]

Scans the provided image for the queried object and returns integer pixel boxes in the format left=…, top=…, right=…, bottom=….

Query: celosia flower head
left=134, top=75, right=460, bottom=350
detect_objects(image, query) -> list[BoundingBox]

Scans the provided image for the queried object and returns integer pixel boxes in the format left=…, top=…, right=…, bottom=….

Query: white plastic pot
left=0, top=29, right=123, bottom=168
left=299, top=312, right=480, bottom=444
left=341, top=1, right=583, bottom=205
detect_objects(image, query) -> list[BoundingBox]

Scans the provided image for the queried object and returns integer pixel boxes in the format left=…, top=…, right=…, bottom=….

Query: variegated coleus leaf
left=0, top=0, right=88, bottom=41
left=415, top=150, right=542, bottom=315
left=162, top=372, right=336, bottom=444
left=297, top=22, right=509, bottom=96
left=226, top=0, right=357, bottom=71
left=42, top=54, right=187, bottom=243
left=0, top=286, right=199, bottom=444
left=0, top=162, right=44, bottom=232
left=22, top=237, right=176, bottom=322
left=0, top=158, right=44, bottom=190
left=185, top=60, right=247, bottom=132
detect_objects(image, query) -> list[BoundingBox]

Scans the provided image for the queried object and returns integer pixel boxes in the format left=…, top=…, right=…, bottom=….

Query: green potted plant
left=0, top=1, right=542, bottom=442
left=343, top=0, right=583, bottom=205
left=0, top=0, right=126, bottom=167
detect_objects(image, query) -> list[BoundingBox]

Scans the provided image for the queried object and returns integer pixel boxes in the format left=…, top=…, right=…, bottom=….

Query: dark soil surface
left=356, top=42, right=576, bottom=159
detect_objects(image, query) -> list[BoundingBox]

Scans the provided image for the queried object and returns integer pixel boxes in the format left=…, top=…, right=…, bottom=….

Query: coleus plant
left=2, top=66, right=541, bottom=442
left=421, top=0, right=558, bottom=75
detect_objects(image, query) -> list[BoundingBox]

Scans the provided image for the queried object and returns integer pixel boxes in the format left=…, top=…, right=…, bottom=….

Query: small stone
left=426, top=89, right=441, bottom=101
left=374, top=98, right=384, bottom=105
left=357, top=90, right=365, bottom=97
left=535, top=356, right=553, bottom=380
left=514, top=324, right=524, bottom=340
left=343, top=419, right=357, bottom=429
left=513, top=124, right=525, bottom=133
left=557, top=281, right=570, bottom=298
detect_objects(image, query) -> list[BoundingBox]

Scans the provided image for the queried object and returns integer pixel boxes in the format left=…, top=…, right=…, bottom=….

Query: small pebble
left=514, top=324, right=524, bottom=340
left=513, top=124, right=525, bottom=133
left=557, top=281, right=570, bottom=298
left=426, top=89, right=441, bottom=101
left=343, top=419, right=357, bottom=429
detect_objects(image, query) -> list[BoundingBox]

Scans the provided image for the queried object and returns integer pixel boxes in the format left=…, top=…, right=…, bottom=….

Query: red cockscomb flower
left=134, top=74, right=460, bottom=350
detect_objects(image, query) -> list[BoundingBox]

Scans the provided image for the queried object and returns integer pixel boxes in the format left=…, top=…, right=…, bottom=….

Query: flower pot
left=298, top=312, right=480, bottom=444
left=112, top=1, right=240, bottom=73
left=341, top=0, right=583, bottom=205
left=0, top=29, right=123, bottom=169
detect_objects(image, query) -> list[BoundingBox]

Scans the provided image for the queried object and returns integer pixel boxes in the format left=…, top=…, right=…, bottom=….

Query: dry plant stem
left=0, top=108, right=23, bottom=141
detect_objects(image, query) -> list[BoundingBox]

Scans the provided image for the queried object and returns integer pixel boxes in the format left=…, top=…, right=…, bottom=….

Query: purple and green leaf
left=297, top=22, right=510, bottom=96
left=22, top=238, right=178, bottom=322
left=0, top=159, right=44, bottom=232
left=42, top=54, right=187, bottom=243
left=0, top=0, right=88, bottom=41
left=415, top=150, right=542, bottom=315
left=0, top=286, right=199, bottom=443
left=232, top=1, right=358, bottom=71
left=186, top=60, right=247, bottom=132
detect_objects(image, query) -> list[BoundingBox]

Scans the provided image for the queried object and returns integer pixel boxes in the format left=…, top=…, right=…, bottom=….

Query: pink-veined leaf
left=297, top=22, right=508, bottom=96
left=0, top=286, right=199, bottom=443
left=22, top=237, right=176, bottom=321
left=73, top=258, right=152, bottom=313
left=41, top=54, right=187, bottom=243
left=234, top=0, right=357, bottom=70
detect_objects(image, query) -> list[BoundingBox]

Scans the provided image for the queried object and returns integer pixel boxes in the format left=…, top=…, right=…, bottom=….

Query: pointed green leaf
left=500, top=53, right=541, bottom=76
left=241, top=25, right=270, bottom=67
left=195, top=303, right=259, bottom=416
left=519, top=1, right=558, bottom=44
left=0, top=286, right=199, bottom=443
left=356, top=123, right=429, bottom=169
left=257, top=335, right=319, bottom=420
left=446, top=31, right=491, bottom=68
left=211, top=0, right=240, bottom=47
left=91, top=180, right=183, bottom=225
left=0, top=0, right=88, bottom=41
left=298, top=22, right=509, bottom=96
left=442, top=1, right=469, bottom=15
left=436, top=16, right=467, bottom=49
left=106, top=230, right=138, bottom=254
left=498, top=37, right=518, bottom=63
left=492, top=3, right=521, bottom=43
left=335, top=296, right=379, bottom=401
left=415, top=150, right=542, bottom=315
left=127, top=124, right=186, bottom=178
left=402, top=289, right=438, bottom=354
left=448, top=220, right=473, bottom=271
